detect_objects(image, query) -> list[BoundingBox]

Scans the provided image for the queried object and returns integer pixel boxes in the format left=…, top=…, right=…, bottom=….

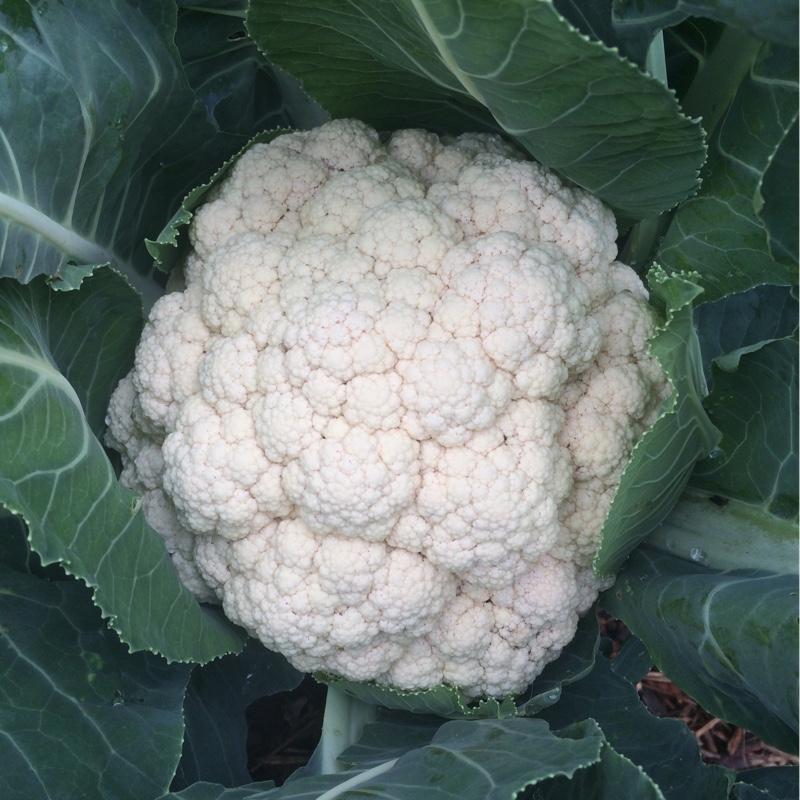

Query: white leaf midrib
left=0, top=346, right=85, bottom=419
left=0, top=192, right=117, bottom=268
left=407, top=0, right=488, bottom=106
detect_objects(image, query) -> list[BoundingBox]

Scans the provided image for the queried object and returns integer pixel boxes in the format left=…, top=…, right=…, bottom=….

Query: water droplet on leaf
left=690, top=547, right=708, bottom=564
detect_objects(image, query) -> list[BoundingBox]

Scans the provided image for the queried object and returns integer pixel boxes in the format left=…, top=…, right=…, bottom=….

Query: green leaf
left=539, top=649, right=734, bottom=799
left=0, top=266, right=141, bottom=438
left=610, top=635, right=654, bottom=684
left=317, top=674, right=518, bottom=720
left=658, top=42, right=799, bottom=302
left=246, top=0, right=706, bottom=220
left=0, top=0, right=289, bottom=308
left=759, top=119, right=799, bottom=265
left=612, top=0, right=800, bottom=62
left=691, top=335, right=798, bottom=519
left=693, top=285, right=798, bottom=378
left=551, top=0, right=631, bottom=58
left=735, top=767, right=799, bottom=800
left=340, top=710, right=444, bottom=767
left=0, top=272, right=245, bottom=661
left=146, top=127, right=290, bottom=275
left=159, top=785, right=264, bottom=800
left=247, top=0, right=500, bottom=134
left=389, top=718, right=609, bottom=800
left=534, top=742, right=666, bottom=799
left=601, top=547, right=799, bottom=754
left=607, top=328, right=799, bottom=753
left=175, top=3, right=300, bottom=137
left=594, top=268, right=721, bottom=575
left=174, top=642, right=303, bottom=790
left=165, top=718, right=607, bottom=799
left=0, top=563, right=192, bottom=800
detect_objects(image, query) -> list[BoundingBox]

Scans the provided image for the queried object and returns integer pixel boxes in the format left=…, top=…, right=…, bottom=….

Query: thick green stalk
left=307, top=684, right=378, bottom=775
left=678, top=26, right=763, bottom=137
left=620, top=26, right=763, bottom=271
left=645, top=487, right=798, bottom=574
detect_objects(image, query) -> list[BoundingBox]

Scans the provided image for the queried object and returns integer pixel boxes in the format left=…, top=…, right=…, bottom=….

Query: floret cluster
left=107, top=119, right=669, bottom=697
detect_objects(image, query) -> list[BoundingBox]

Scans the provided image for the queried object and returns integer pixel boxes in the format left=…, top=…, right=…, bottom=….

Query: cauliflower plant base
left=107, top=119, right=670, bottom=699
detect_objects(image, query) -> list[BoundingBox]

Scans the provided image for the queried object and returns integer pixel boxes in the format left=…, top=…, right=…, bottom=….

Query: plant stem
left=645, top=30, right=668, bottom=85
left=620, top=26, right=763, bottom=272
left=644, top=487, right=799, bottom=574
left=679, top=26, right=763, bottom=138
left=307, top=684, right=378, bottom=775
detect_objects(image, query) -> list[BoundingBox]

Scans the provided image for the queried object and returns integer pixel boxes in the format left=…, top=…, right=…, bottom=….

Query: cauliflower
left=107, top=119, right=670, bottom=699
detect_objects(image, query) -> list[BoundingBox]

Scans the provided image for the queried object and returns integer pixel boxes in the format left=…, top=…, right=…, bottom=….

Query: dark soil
left=246, top=675, right=326, bottom=785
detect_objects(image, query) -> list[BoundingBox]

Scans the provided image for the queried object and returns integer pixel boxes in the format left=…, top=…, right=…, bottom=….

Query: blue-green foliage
left=0, top=1, right=796, bottom=797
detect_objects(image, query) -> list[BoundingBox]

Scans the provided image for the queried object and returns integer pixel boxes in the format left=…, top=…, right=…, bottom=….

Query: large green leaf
left=539, top=649, right=734, bottom=799
left=734, top=767, right=800, bottom=800
left=317, top=674, right=517, bottom=720
left=173, top=642, right=303, bottom=790
left=594, top=269, right=720, bottom=575
left=0, top=0, right=295, bottom=308
left=248, top=0, right=500, bottom=136
left=338, top=710, right=443, bottom=767
left=160, top=712, right=726, bottom=799
left=0, top=271, right=245, bottom=661
left=533, top=743, right=666, bottom=800
left=651, top=328, right=800, bottom=569
left=643, top=332, right=798, bottom=572
left=605, top=329, right=799, bottom=752
left=691, top=335, right=798, bottom=519
left=376, top=718, right=602, bottom=800
left=0, top=561, right=192, bottom=800
left=246, top=0, right=705, bottom=220
left=174, top=1, right=327, bottom=135
left=161, top=718, right=608, bottom=799
left=612, top=0, right=799, bottom=64
left=693, top=285, right=798, bottom=378
left=601, top=547, right=798, bottom=754
left=657, top=41, right=798, bottom=302
left=759, top=119, right=799, bottom=266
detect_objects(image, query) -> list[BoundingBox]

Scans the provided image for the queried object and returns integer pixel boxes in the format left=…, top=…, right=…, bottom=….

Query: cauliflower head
left=107, top=119, right=670, bottom=699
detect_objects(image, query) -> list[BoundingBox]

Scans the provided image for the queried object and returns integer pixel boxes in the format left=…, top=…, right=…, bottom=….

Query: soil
left=246, top=675, right=326, bottom=785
